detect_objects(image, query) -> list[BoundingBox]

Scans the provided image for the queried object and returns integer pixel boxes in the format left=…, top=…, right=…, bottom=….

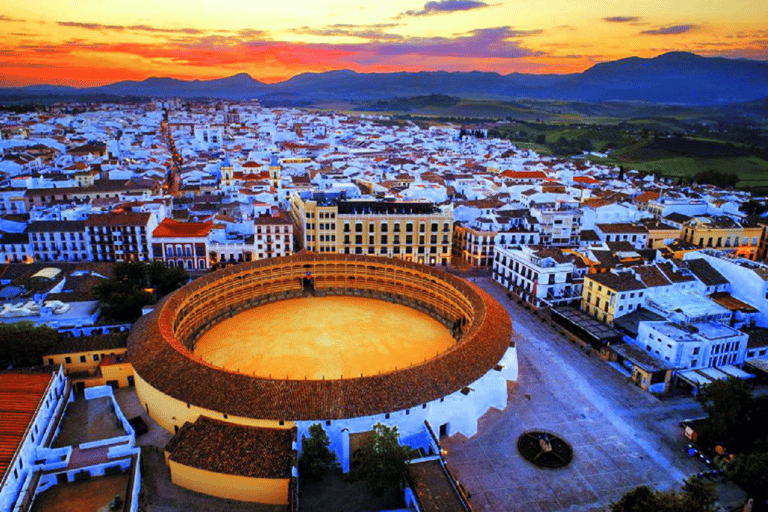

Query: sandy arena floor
left=194, top=296, right=456, bottom=380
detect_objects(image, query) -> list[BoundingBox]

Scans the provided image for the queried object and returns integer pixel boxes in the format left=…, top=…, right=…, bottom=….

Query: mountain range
left=2, top=52, right=768, bottom=106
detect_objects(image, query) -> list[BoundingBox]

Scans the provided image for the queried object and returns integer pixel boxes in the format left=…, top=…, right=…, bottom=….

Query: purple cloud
left=399, top=0, right=493, bottom=17
left=641, top=24, right=698, bottom=35
left=344, top=27, right=544, bottom=59
left=0, top=14, right=25, bottom=22
left=603, top=16, right=641, bottom=23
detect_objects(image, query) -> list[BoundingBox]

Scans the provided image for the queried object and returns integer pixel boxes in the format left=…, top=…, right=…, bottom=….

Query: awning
left=678, top=365, right=754, bottom=388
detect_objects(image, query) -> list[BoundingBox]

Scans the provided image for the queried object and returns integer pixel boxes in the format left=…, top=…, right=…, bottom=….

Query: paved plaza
left=442, top=277, right=712, bottom=512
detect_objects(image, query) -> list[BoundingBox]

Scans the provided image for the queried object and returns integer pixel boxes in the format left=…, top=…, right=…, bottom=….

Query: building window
left=65, top=357, right=71, bottom=364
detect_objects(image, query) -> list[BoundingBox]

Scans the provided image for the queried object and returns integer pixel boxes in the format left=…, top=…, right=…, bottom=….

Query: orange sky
left=1, top=0, right=767, bottom=87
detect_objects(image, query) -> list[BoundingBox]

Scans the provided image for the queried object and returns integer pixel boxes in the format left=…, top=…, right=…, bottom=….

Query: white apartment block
left=253, top=214, right=293, bottom=260
left=636, top=321, right=748, bottom=370
left=26, top=221, right=90, bottom=262
left=493, top=245, right=584, bottom=308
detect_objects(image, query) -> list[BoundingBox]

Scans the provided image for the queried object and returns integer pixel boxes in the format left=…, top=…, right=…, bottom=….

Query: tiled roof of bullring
left=128, top=254, right=513, bottom=421
left=165, top=416, right=296, bottom=478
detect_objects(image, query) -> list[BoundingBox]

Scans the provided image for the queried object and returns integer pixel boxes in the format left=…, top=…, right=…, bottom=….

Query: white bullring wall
left=297, top=345, right=518, bottom=472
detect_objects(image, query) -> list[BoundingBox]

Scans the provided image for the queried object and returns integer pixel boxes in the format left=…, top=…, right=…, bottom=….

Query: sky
left=1, top=0, right=767, bottom=87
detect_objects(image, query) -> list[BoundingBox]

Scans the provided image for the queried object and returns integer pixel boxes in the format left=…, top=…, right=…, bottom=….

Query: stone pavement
left=441, top=277, right=709, bottom=512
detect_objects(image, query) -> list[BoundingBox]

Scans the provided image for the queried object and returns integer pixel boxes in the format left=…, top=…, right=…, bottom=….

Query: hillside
left=2, top=52, right=768, bottom=106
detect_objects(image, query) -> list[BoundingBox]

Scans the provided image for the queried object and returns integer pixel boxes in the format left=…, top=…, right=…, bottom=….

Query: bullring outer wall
left=128, top=254, right=516, bottom=440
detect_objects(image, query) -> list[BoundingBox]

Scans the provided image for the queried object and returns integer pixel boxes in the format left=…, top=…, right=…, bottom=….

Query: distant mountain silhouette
left=2, top=52, right=768, bottom=105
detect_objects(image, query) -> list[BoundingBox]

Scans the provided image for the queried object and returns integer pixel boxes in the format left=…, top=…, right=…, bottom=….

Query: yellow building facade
left=681, top=217, right=761, bottom=260
left=44, top=345, right=133, bottom=390
left=581, top=272, right=647, bottom=327
left=290, top=193, right=453, bottom=265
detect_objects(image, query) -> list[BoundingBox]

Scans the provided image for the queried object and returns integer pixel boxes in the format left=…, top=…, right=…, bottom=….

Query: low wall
left=167, top=460, right=290, bottom=505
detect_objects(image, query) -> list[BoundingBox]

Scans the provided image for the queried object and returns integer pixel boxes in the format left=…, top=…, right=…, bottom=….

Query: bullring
left=128, top=253, right=518, bottom=502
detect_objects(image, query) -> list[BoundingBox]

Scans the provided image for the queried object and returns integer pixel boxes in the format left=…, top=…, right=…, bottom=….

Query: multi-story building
left=493, top=245, right=585, bottom=308
left=290, top=192, right=453, bottom=266
left=152, top=218, right=214, bottom=270
left=0, top=232, right=32, bottom=263
left=581, top=271, right=647, bottom=326
left=529, top=202, right=582, bottom=246
left=594, top=223, right=648, bottom=249
left=635, top=321, right=748, bottom=370
left=453, top=218, right=539, bottom=267
left=253, top=213, right=293, bottom=260
left=639, top=219, right=681, bottom=250
left=26, top=221, right=89, bottom=262
left=681, top=216, right=761, bottom=260
left=86, top=211, right=157, bottom=262
left=208, top=233, right=255, bottom=265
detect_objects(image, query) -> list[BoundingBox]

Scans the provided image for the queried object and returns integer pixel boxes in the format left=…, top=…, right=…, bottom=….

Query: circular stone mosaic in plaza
left=517, top=431, right=573, bottom=469
left=194, top=296, right=456, bottom=380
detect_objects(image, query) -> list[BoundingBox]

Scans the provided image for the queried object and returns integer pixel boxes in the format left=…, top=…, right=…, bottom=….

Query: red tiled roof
left=153, top=218, right=213, bottom=238
left=128, top=254, right=513, bottom=421
left=574, top=176, right=600, bottom=184
left=500, top=170, right=546, bottom=180
left=0, top=372, right=54, bottom=481
left=166, top=416, right=296, bottom=478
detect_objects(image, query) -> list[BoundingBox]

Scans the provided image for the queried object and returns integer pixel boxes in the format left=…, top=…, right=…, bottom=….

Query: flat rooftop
left=52, top=396, right=126, bottom=448
left=30, top=472, right=129, bottom=512
left=646, top=291, right=730, bottom=320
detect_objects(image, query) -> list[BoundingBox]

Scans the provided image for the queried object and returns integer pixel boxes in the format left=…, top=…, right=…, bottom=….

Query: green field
left=343, top=95, right=768, bottom=188
left=586, top=155, right=768, bottom=188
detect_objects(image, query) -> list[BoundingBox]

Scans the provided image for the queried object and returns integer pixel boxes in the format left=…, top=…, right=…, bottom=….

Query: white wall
left=296, top=346, right=518, bottom=472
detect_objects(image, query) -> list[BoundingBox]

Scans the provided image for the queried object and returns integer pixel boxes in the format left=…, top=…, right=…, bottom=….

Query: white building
left=635, top=321, right=748, bottom=370
left=253, top=213, right=293, bottom=260
left=493, top=245, right=585, bottom=308
left=26, top=221, right=89, bottom=262
left=529, top=202, right=582, bottom=246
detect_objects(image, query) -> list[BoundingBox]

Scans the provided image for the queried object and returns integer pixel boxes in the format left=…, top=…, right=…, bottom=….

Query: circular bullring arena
left=128, top=254, right=514, bottom=430
left=128, top=254, right=517, bottom=504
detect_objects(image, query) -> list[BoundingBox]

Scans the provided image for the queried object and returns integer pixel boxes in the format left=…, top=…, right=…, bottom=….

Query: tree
left=727, top=452, right=768, bottom=511
left=679, top=476, right=718, bottom=512
left=610, top=485, right=661, bottom=512
left=611, top=478, right=717, bottom=512
left=96, top=279, right=155, bottom=323
left=97, top=261, right=189, bottom=323
left=352, top=423, right=414, bottom=496
left=0, top=322, right=60, bottom=367
left=299, top=423, right=339, bottom=481
left=696, top=377, right=754, bottom=452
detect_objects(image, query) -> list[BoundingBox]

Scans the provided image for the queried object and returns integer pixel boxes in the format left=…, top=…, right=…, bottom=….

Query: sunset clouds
left=1, top=0, right=766, bottom=86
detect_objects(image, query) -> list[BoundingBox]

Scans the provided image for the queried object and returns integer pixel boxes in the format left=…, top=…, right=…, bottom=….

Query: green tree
left=679, top=476, right=718, bottom=512
left=726, top=452, right=768, bottom=511
left=97, top=261, right=188, bottom=323
left=611, top=478, right=717, bottom=512
left=0, top=322, right=60, bottom=367
left=299, top=423, right=339, bottom=480
left=610, top=485, right=661, bottom=512
left=147, top=261, right=189, bottom=296
left=696, top=378, right=754, bottom=452
left=353, top=423, right=414, bottom=495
